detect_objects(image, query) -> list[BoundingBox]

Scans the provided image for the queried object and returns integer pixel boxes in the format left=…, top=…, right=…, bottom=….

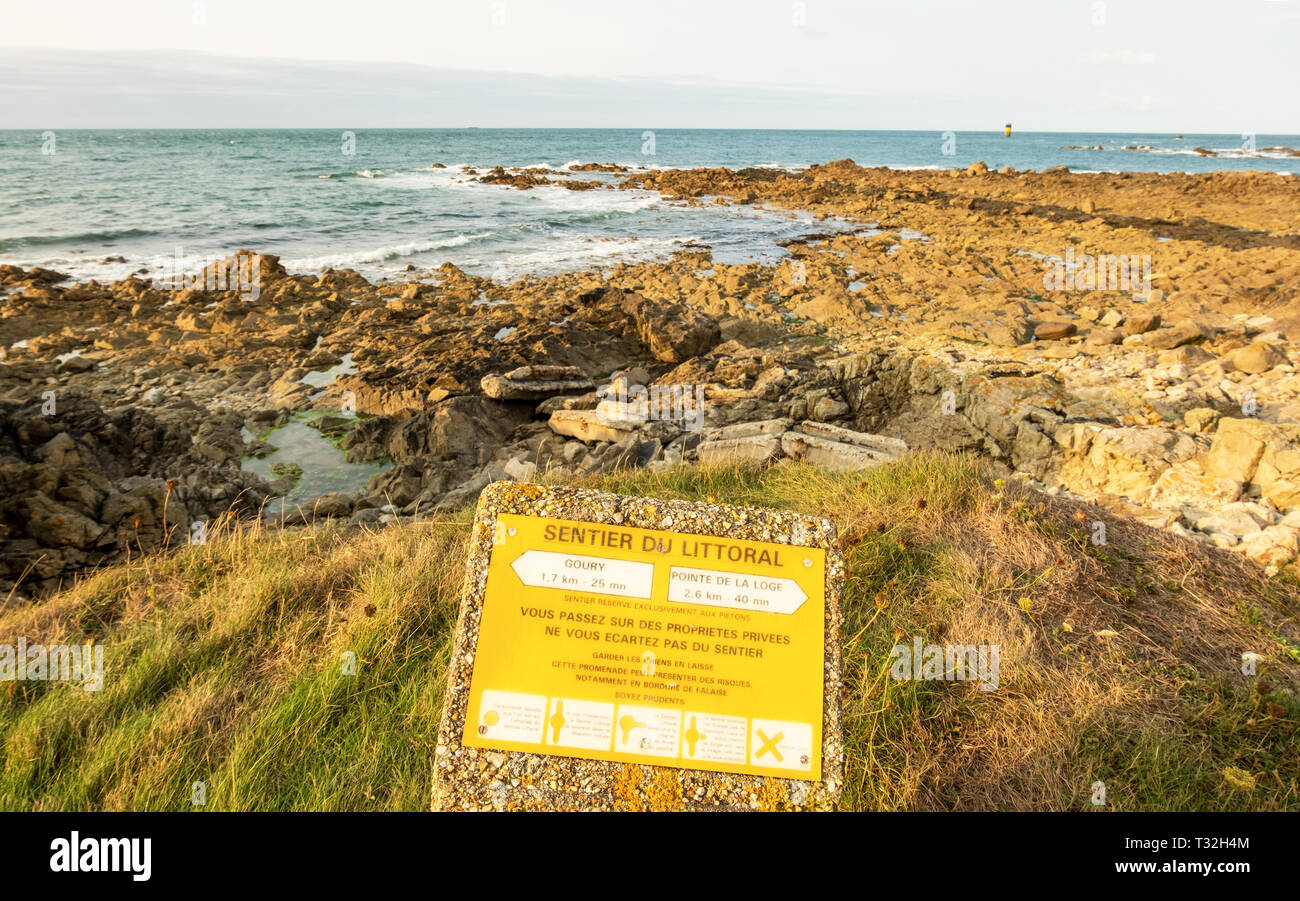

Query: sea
left=2, top=129, right=1297, bottom=285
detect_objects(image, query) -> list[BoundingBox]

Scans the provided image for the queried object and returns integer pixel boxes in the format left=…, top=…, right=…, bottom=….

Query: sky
left=2, top=0, right=1298, bottom=131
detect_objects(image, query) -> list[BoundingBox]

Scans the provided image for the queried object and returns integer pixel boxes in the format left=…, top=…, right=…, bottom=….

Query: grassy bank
left=2, top=455, right=1298, bottom=811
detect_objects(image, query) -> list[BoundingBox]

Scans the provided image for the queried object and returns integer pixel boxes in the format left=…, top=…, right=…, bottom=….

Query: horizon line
left=4, top=127, right=1298, bottom=136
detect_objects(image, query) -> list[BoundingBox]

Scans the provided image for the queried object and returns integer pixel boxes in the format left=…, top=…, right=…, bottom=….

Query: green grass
left=2, top=455, right=1297, bottom=810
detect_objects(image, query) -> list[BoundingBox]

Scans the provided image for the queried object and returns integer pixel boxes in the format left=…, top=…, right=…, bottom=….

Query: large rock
left=502, top=456, right=539, bottom=482
left=382, top=396, right=527, bottom=464
left=1238, top=517, right=1300, bottom=566
left=1143, top=321, right=1209, bottom=350
left=1255, top=434, right=1300, bottom=511
left=480, top=365, right=594, bottom=401
left=35, top=431, right=95, bottom=468
left=704, top=419, right=792, bottom=441
left=192, top=249, right=288, bottom=296
left=268, top=371, right=314, bottom=406
left=364, top=464, right=425, bottom=507
left=1229, top=342, right=1288, bottom=374
left=339, top=396, right=529, bottom=477
left=309, top=492, right=355, bottom=518
left=697, top=435, right=782, bottom=465
left=22, top=493, right=107, bottom=548
left=57, top=354, right=96, bottom=374
left=1203, top=418, right=1276, bottom=484
left=1057, top=425, right=1201, bottom=502
left=1012, top=421, right=1057, bottom=479
left=780, top=421, right=907, bottom=471
left=0, top=393, right=270, bottom=599
left=1085, top=327, right=1123, bottom=346
left=962, top=371, right=1073, bottom=458
left=548, top=409, right=638, bottom=444
left=1123, top=313, right=1161, bottom=335
left=1183, top=408, right=1221, bottom=433
left=696, top=421, right=785, bottom=468
left=618, top=290, right=721, bottom=363
left=577, top=434, right=645, bottom=474
left=1147, top=464, right=1242, bottom=511
left=1033, top=322, right=1077, bottom=341
left=795, top=421, right=909, bottom=455
left=1189, top=502, right=1272, bottom=544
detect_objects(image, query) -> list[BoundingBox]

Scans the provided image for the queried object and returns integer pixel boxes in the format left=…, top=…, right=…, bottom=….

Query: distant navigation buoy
left=1004, top=123, right=1012, bottom=138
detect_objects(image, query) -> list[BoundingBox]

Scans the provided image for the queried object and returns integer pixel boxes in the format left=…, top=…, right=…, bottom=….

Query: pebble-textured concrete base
left=432, top=481, right=845, bottom=812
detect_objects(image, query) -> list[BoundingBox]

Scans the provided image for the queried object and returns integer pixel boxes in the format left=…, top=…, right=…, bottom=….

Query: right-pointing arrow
left=666, top=566, right=808, bottom=614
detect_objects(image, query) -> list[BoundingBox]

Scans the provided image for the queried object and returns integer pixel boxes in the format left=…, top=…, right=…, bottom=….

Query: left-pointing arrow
left=510, top=550, right=655, bottom=599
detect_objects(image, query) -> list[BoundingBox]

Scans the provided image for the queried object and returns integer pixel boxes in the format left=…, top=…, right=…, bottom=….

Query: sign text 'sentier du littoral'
left=433, top=482, right=845, bottom=812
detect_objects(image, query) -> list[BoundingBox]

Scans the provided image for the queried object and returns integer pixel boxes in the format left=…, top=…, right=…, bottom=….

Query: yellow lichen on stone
left=614, top=763, right=645, bottom=811
left=758, top=777, right=788, bottom=812
left=506, top=482, right=545, bottom=502
left=646, top=767, right=683, bottom=812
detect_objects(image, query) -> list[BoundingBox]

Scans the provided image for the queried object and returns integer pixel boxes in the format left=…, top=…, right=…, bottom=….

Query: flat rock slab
left=706, top=418, right=794, bottom=441
left=794, top=421, right=909, bottom=456
left=697, top=434, right=783, bottom=465
left=1033, top=321, right=1077, bottom=341
left=695, top=420, right=906, bottom=470
left=781, top=421, right=908, bottom=471
left=1143, top=321, right=1210, bottom=350
left=433, top=481, right=846, bottom=811
left=548, top=408, right=639, bottom=443
left=481, top=365, right=594, bottom=401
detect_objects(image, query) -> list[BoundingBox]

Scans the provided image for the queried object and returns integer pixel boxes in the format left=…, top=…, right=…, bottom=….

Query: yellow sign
left=462, top=513, right=826, bottom=779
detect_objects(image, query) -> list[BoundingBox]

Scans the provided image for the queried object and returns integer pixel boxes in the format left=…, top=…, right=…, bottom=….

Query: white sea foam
left=526, top=184, right=660, bottom=214
left=1124, top=146, right=1297, bottom=160
left=458, top=234, right=691, bottom=281
left=282, top=233, right=494, bottom=272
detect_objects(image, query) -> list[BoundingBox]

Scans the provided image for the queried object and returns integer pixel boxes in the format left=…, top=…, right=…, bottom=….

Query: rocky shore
left=3, top=159, right=1299, bottom=598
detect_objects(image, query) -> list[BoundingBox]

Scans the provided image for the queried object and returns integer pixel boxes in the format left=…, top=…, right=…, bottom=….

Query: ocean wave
left=460, top=235, right=693, bottom=279
left=281, top=232, right=495, bottom=271
left=310, top=167, right=401, bottom=180
left=0, top=227, right=161, bottom=251
left=366, top=166, right=484, bottom=190
left=528, top=185, right=659, bottom=213
left=1199, top=148, right=1300, bottom=159
left=538, top=209, right=639, bottom=228
left=1117, top=145, right=1300, bottom=160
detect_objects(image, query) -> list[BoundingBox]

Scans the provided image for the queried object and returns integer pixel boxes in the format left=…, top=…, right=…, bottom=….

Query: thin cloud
left=1086, top=50, right=1158, bottom=66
